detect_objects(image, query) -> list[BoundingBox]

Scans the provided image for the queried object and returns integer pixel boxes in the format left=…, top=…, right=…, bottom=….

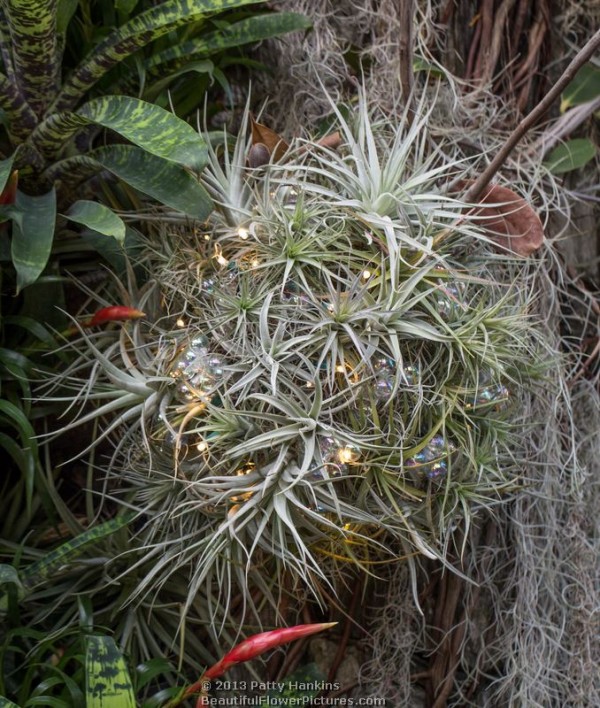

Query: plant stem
left=399, top=0, right=415, bottom=122
left=464, top=27, right=600, bottom=203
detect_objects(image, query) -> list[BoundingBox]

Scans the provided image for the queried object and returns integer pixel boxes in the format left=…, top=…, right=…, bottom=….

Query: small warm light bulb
left=335, top=365, right=345, bottom=374
left=203, top=234, right=211, bottom=241
left=305, top=380, right=315, bottom=389
left=237, top=227, right=249, bottom=240
left=213, top=244, right=229, bottom=267
left=362, top=269, right=371, bottom=280
left=196, top=440, right=208, bottom=453
left=338, top=446, right=359, bottom=465
left=251, top=258, right=260, bottom=267
left=176, top=318, right=185, bottom=328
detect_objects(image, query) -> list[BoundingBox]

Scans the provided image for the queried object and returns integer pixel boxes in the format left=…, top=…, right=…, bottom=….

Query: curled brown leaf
left=455, top=181, right=544, bottom=257
left=250, top=116, right=289, bottom=162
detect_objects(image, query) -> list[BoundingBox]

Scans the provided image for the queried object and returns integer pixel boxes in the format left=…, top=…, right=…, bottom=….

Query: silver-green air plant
left=41, top=96, right=545, bottom=620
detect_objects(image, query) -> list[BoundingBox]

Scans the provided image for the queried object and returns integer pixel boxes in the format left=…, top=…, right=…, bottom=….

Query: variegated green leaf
left=11, top=187, right=56, bottom=293
left=78, top=97, right=207, bottom=169
left=0, top=74, right=38, bottom=138
left=148, top=12, right=311, bottom=69
left=21, top=514, right=134, bottom=591
left=31, top=95, right=207, bottom=170
left=3, top=0, right=60, bottom=115
left=64, top=201, right=126, bottom=244
left=89, top=145, right=213, bottom=220
left=52, top=0, right=267, bottom=111
left=85, top=635, right=135, bottom=708
left=45, top=147, right=212, bottom=219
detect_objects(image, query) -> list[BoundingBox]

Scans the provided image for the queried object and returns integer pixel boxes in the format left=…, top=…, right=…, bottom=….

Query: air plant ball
left=48, top=98, right=542, bottom=612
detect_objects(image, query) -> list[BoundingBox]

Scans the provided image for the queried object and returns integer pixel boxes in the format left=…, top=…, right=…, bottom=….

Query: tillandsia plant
left=39, top=92, right=548, bottom=622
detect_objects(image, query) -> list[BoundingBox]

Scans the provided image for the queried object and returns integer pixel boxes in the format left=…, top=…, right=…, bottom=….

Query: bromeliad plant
left=0, top=0, right=310, bottom=292
left=0, top=0, right=309, bottom=545
left=39, top=94, right=547, bottom=621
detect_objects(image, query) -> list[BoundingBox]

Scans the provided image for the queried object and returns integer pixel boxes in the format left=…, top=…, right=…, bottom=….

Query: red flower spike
left=203, top=623, right=337, bottom=680
left=0, top=170, right=18, bottom=206
left=182, top=622, right=337, bottom=705
left=84, top=305, right=146, bottom=327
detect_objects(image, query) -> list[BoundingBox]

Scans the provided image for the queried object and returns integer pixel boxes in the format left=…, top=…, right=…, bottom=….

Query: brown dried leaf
left=250, top=116, right=289, bottom=162
left=456, top=181, right=545, bottom=257
left=316, top=131, right=343, bottom=151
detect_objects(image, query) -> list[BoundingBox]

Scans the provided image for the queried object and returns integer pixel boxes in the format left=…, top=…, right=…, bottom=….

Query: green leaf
left=134, top=658, right=174, bottom=691
left=0, top=432, right=35, bottom=497
left=0, top=155, right=15, bottom=195
left=64, top=201, right=126, bottom=244
left=81, top=226, right=144, bottom=276
left=77, top=96, right=207, bottom=170
left=144, top=60, right=215, bottom=100
left=115, top=0, right=140, bottom=15
left=90, top=145, right=213, bottom=220
left=2, top=0, right=60, bottom=114
left=0, top=696, right=21, bottom=707
left=0, top=399, right=38, bottom=459
left=0, top=564, right=24, bottom=596
left=412, top=56, right=444, bottom=77
left=561, top=63, right=600, bottom=112
left=34, top=96, right=208, bottom=170
left=11, top=188, right=56, bottom=293
left=25, top=693, right=71, bottom=707
left=56, top=0, right=79, bottom=34
left=21, top=514, right=135, bottom=590
left=148, top=12, right=311, bottom=68
left=85, top=635, right=135, bottom=708
left=544, top=138, right=597, bottom=174
left=0, top=205, right=24, bottom=229
left=52, top=0, right=268, bottom=111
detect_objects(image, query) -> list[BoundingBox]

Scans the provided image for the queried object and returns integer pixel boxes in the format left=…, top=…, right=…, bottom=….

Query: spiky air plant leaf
left=40, top=94, right=547, bottom=624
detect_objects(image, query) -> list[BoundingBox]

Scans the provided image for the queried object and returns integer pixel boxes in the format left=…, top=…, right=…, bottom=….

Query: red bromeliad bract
left=84, top=306, right=145, bottom=327
left=203, top=622, right=337, bottom=680
left=177, top=622, right=337, bottom=706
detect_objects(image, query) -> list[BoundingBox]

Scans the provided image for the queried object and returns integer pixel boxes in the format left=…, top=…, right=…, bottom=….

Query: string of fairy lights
left=159, top=211, right=511, bottom=519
